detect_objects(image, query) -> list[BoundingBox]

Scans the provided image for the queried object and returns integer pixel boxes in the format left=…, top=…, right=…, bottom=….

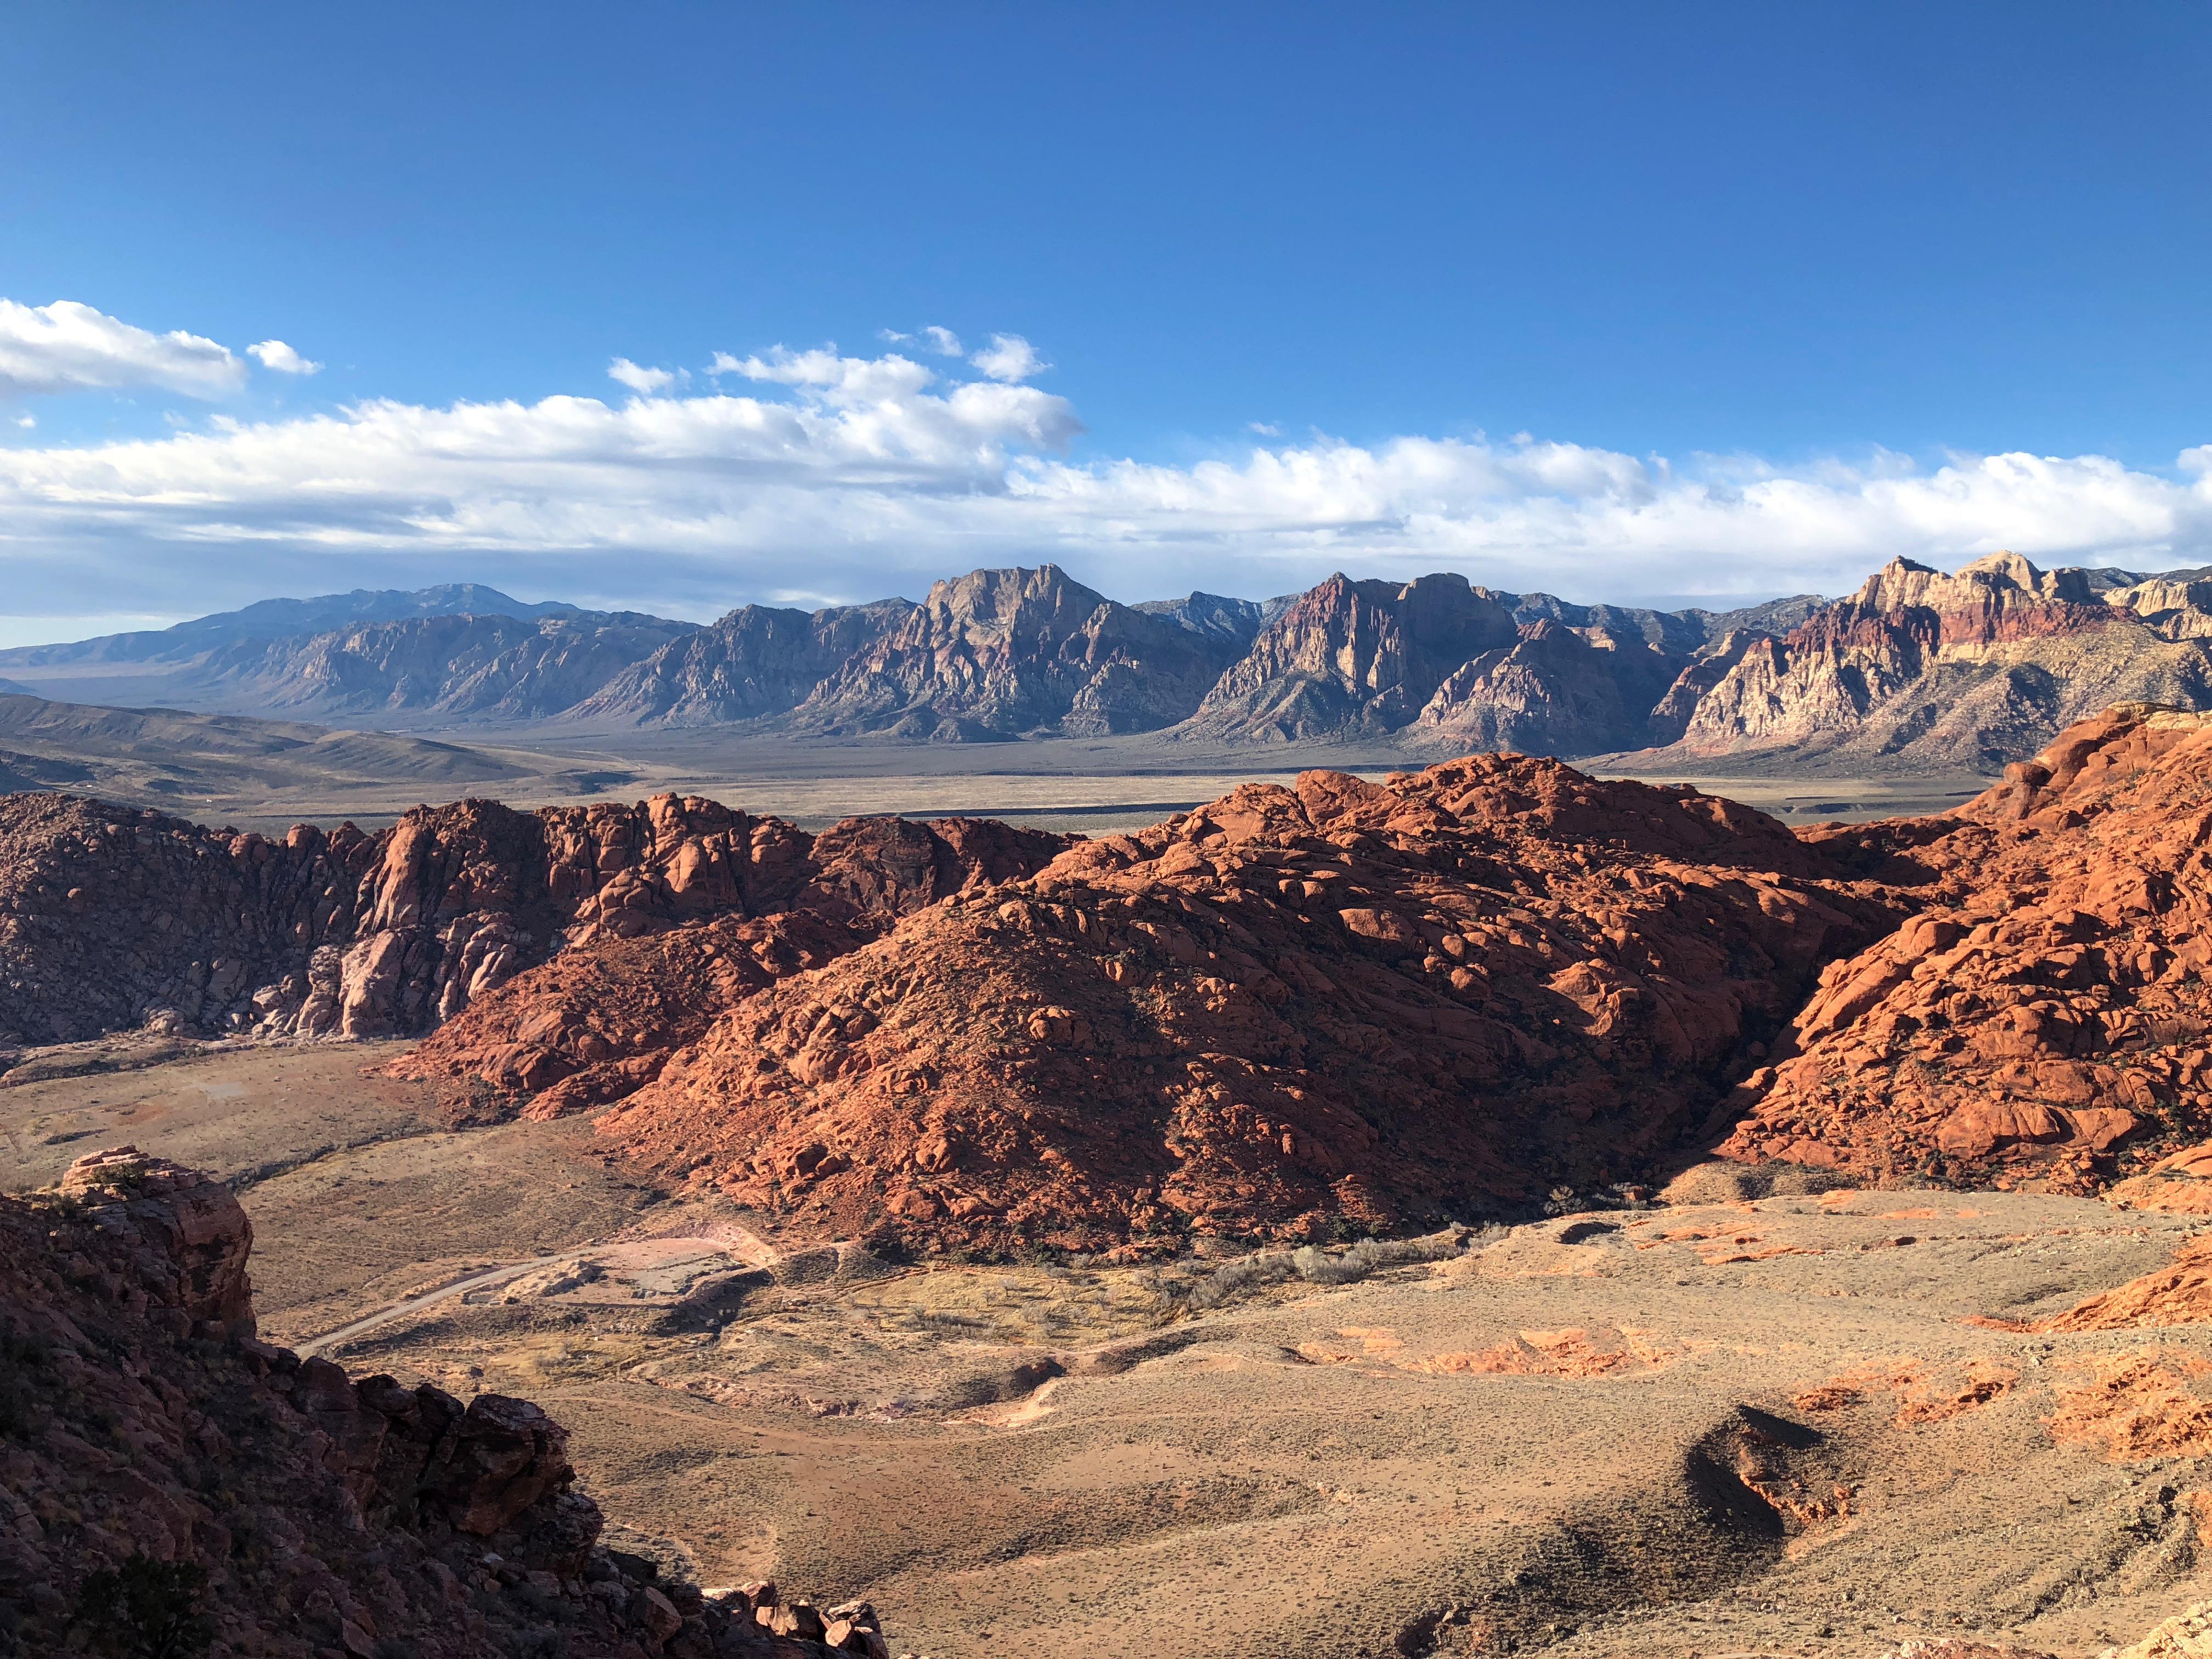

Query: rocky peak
left=1410, top=618, right=1690, bottom=755
left=1833, top=551, right=2103, bottom=642
left=1132, top=590, right=1272, bottom=651
left=1182, top=571, right=1520, bottom=739
left=564, top=597, right=915, bottom=726
left=792, top=563, right=1237, bottom=738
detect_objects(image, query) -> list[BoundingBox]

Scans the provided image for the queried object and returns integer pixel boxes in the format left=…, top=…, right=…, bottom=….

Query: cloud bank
left=4, top=303, right=2212, bottom=639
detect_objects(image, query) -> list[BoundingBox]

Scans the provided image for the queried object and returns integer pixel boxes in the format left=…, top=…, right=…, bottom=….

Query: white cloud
left=247, top=339, right=323, bottom=376
left=608, top=358, right=689, bottom=394
left=0, top=298, right=245, bottom=399
left=876, top=326, right=964, bottom=357
left=1249, top=421, right=1282, bottom=438
left=2, top=332, right=2212, bottom=632
left=13, top=415, right=31, bottom=430
left=970, top=332, right=1043, bottom=382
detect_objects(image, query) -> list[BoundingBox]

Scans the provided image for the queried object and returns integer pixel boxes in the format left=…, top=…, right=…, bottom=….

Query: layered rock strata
left=0, top=1147, right=896, bottom=1658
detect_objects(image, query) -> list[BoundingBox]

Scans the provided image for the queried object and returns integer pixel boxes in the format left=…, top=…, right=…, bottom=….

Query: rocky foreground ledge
left=0, top=1147, right=908, bottom=1659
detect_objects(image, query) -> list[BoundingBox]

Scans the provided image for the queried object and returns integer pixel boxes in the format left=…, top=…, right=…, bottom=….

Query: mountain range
left=7, top=553, right=2211, bottom=770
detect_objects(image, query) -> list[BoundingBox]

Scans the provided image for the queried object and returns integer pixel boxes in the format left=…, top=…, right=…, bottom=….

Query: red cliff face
left=1719, top=704, right=2212, bottom=1191
left=0, top=1148, right=899, bottom=1656
left=0, top=791, right=1064, bottom=1049
left=591, top=757, right=1908, bottom=1255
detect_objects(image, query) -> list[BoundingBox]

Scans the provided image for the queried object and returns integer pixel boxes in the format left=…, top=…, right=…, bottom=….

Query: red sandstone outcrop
left=390, top=814, right=1065, bottom=1114
left=0, top=1147, right=897, bottom=1656
left=592, top=756, right=1907, bottom=1254
left=1719, top=704, right=2212, bottom=1190
left=0, top=791, right=1062, bottom=1052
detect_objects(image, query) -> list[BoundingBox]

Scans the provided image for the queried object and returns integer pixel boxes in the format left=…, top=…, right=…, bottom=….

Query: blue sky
left=2, top=3, right=2210, bottom=641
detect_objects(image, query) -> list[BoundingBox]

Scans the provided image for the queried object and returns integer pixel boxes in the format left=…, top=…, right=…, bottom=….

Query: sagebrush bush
left=1189, top=1226, right=1494, bottom=1307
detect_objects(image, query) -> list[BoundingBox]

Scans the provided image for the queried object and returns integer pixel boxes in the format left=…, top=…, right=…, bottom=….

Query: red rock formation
left=391, top=814, right=1066, bottom=1115
left=1719, top=704, right=2212, bottom=1190
left=0, top=791, right=1063, bottom=1051
left=0, top=1148, right=899, bottom=1656
left=594, top=757, right=1906, bottom=1255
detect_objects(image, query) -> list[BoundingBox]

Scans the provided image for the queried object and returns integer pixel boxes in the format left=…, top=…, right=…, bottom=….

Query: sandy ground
left=8, top=1041, right=2203, bottom=1658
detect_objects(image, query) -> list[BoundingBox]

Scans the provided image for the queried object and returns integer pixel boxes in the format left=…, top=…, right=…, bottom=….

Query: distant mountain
left=180, top=610, right=698, bottom=720
left=1659, top=552, right=2212, bottom=770
left=568, top=597, right=919, bottom=725
left=0, top=583, right=591, bottom=668
left=4, top=556, right=2209, bottom=771
left=1180, top=573, right=1522, bottom=740
left=786, top=565, right=1248, bottom=739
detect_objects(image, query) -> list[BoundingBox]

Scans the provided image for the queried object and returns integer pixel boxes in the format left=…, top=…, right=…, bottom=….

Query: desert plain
left=10, top=1032, right=2212, bottom=1658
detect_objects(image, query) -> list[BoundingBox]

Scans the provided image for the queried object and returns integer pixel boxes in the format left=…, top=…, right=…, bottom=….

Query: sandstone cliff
left=591, top=757, right=1908, bottom=1254
left=1719, top=703, right=2212, bottom=1190
left=0, top=1146, right=895, bottom=1657
left=0, top=791, right=1061, bottom=1049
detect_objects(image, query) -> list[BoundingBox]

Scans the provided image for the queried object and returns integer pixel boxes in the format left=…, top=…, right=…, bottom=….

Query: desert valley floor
left=12, top=1037, right=2212, bottom=1658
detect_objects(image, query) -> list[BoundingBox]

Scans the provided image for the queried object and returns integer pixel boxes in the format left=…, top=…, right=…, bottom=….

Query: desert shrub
left=1189, top=1226, right=1494, bottom=1307
left=74, top=1553, right=211, bottom=1658
left=1187, top=1252, right=1296, bottom=1310
left=1291, top=1228, right=1470, bottom=1285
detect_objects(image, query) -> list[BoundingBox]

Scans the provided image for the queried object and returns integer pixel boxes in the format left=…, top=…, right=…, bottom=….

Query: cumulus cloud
left=0, top=298, right=245, bottom=399
left=247, top=340, right=322, bottom=376
left=13, top=415, right=31, bottom=430
left=970, top=332, right=1043, bottom=382
left=608, top=358, right=689, bottom=394
left=2, top=334, right=2212, bottom=637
